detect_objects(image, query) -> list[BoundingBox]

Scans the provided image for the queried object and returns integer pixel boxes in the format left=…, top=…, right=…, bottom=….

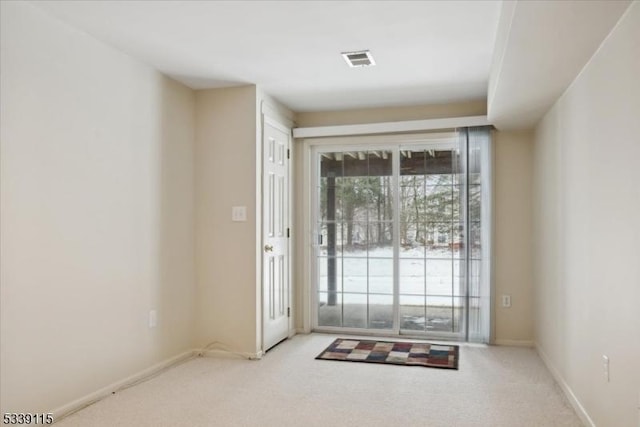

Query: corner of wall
left=194, top=85, right=262, bottom=356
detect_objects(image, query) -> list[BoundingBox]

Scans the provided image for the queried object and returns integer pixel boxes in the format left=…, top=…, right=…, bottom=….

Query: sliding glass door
left=317, top=150, right=395, bottom=330
left=313, top=129, right=492, bottom=342
left=398, top=146, right=463, bottom=336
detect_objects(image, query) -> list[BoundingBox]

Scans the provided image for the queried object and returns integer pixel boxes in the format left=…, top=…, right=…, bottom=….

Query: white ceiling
left=32, top=0, right=502, bottom=112
left=488, top=0, right=631, bottom=130
left=29, top=0, right=632, bottom=126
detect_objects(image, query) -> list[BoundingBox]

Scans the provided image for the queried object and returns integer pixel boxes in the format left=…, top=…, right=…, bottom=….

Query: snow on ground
left=318, top=247, right=473, bottom=305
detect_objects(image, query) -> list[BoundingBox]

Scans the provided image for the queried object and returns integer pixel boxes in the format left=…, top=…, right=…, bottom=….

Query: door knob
left=264, top=244, right=273, bottom=252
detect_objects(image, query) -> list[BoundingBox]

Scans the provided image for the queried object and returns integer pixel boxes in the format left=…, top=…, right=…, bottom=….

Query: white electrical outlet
left=149, top=310, right=157, bottom=328
left=501, top=294, right=511, bottom=308
left=232, top=206, right=247, bottom=222
left=603, top=355, right=609, bottom=382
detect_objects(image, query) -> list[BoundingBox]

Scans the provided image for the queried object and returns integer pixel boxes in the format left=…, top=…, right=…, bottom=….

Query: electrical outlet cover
left=232, top=206, right=247, bottom=222
left=149, top=310, right=157, bottom=328
left=502, top=295, right=511, bottom=308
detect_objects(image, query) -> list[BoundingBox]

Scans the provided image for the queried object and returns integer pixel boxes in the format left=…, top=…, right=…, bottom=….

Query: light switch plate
left=232, top=206, right=247, bottom=222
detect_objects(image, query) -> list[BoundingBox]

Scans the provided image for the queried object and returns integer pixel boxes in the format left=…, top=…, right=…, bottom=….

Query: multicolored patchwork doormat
left=316, top=338, right=459, bottom=370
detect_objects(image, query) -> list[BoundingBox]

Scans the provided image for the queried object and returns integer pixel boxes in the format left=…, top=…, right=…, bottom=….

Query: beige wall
left=296, top=100, right=486, bottom=127
left=0, top=2, right=196, bottom=414
left=493, top=131, right=534, bottom=344
left=532, top=3, right=639, bottom=426
left=194, top=87, right=294, bottom=356
left=195, top=86, right=259, bottom=355
left=294, top=102, right=535, bottom=345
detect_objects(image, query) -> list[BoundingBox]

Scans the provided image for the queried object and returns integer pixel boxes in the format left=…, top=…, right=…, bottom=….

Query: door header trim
left=293, top=115, right=490, bottom=139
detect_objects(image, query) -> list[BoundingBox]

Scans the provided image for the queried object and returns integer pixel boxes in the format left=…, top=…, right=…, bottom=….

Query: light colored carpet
left=56, top=334, right=583, bottom=426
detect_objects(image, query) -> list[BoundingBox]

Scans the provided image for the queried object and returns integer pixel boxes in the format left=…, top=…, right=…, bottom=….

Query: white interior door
left=262, top=118, right=290, bottom=351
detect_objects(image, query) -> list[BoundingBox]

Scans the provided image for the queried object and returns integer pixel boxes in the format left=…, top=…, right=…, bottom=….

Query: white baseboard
left=535, top=343, right=595, bottom=427
left=52, top=350, right=195, bottom=422
left=494, top=339, right=534, bottom=347
left=197, top=349, right=263, bottom=360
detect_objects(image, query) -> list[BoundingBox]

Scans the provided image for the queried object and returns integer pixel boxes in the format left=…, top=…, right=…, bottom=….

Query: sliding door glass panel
left=399, top=147, right=463, bottom=335
left=317, top=150, right=393, bottom=330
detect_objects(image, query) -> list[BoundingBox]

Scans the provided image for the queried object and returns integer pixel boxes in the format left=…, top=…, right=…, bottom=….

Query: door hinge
left=287, top=149, right=290, bottom=159
left=287, top=228, right=290, bottom=238
left=287, top=307, right=290, bottom=317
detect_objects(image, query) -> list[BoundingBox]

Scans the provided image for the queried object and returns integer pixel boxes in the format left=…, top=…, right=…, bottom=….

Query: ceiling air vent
left=341, top=50, right=375, bottom=68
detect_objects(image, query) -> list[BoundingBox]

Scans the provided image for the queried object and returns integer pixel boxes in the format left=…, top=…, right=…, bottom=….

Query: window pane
left=425, top=184, right=456, bottom=222
left=318, top=292, right=341, bottom=327
left=426, top=296, right=454, bottom=332
left=343, top=293, right=367, bottom=328
left=319, top=178, right=342, bottom=222
left=399, top=259, right=425, bottom=295
left=369, top=294, right=393, bottom=329
left=400, top=295, right=426, bottom=331
left=317, top=257, right=343, bottom=293
left=426, top=222, right=454, bottom=258
left=369, top=258, right=393, bottom=294
left=318, top=222, right=343, bottom=257
left=427, top=173, right=454, bottom=186
left=400, top=175, right=426, bottom=222
left=426, top=259, right=453, bottom=296
left=453, top=259, right=465, bottom=297
left=400, top=222, right=426, bottom=254
left=469, top=184, right=481, bottom=220
left=342, top=258, right=367, bottom=293
left=337, top=177, right=368, bottom=223
left=368, top=222, right=393, bottom=257
left=366, top=175, right=393, bottom=221
left=342, top=221, right=367, bottom=252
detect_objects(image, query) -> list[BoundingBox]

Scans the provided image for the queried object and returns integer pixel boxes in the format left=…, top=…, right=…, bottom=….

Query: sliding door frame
left=309, top=141, right=400, bottom=337
left=308, top=132, right=471, bottom=341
